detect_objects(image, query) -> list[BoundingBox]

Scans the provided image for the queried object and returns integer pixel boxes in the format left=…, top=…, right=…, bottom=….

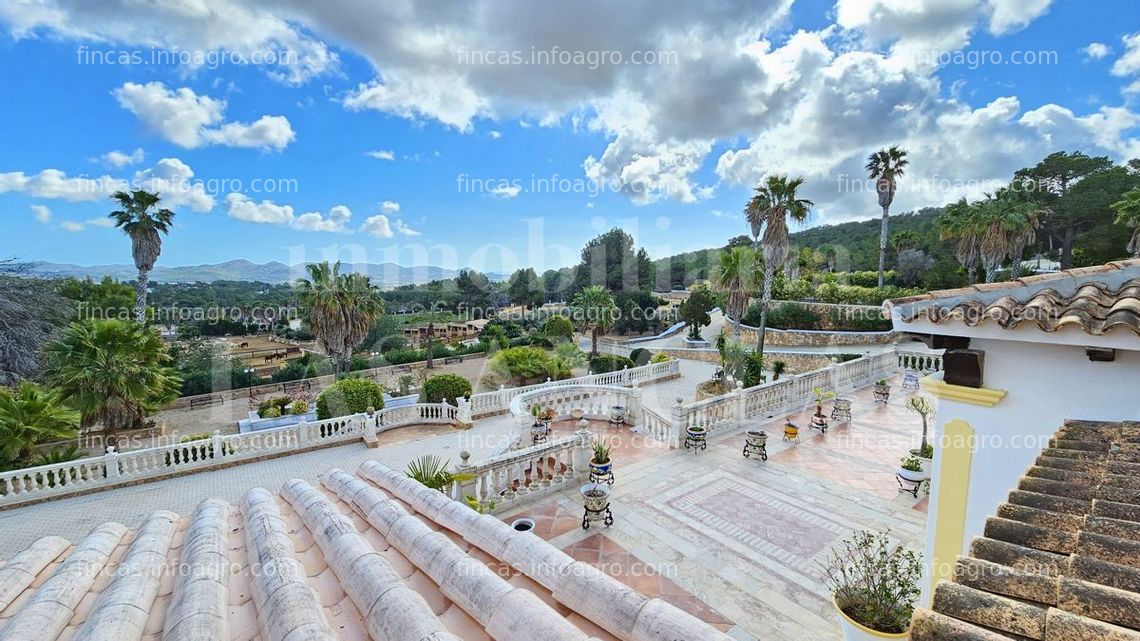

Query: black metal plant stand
left=896, top=474, right=924, bottom=499
left=590, top=468, right=615, bottom=485
left=685, top=431, right=707, bottom=451
left=582, top=502, right=614, bottom=530
left=742, top=441, right=767, bottom=460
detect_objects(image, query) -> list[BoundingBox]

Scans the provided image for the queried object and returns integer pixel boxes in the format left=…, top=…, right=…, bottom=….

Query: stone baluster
left=669, top=397, right=686, bottom=449
left=452, top=450, right=475, bottom=502
left=455, top=396, right=473, bottom=427
left=103, top=446, right=120, bottom=484
left=211, top=430, right=224, bottom=461
left=733, top=380, right=746, bottom=427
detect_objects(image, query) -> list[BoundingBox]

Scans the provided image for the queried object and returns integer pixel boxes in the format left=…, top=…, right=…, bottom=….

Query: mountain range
left=19, top=259, right=507, bottom=286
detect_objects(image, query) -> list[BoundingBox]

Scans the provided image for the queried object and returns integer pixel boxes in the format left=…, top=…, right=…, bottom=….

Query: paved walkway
left=503, top=376, right=930, bottom=641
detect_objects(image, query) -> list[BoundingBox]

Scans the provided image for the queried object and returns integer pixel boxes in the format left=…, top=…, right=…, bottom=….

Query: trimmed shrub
left=486, top=346, right=560, bottom=385
left=543, top=315, right=574, bottom=339
left=316, top=378, right=385, bottom=419
left=629, top=348, right=651, bottom=366
left=257, top=396, right=291, bottom=418
left=828, top=307, right=893, bottom=331
left=766, top=303, right=821, bottom=330
left=421, top=373, right=473, bottom=406
left=384, top=348, right=422, bottom=365
left=589, top=355, right=635, bottom=374
left=650, top=352, right=673, bottom=364
left=261, top=406, right=282, bottom=419
left=290, top=399, right=309, bottom=415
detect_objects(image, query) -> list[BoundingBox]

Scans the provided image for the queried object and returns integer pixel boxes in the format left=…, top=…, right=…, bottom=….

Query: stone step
left=931, top=581, right=1047, bottom=639
left=1007, top=490, right=1092, bottom=517
left=954, top=556, right=1059, bottom=605
left=1086, top=516, right=1140, bottom=542
left=1025, top=466, right=1100, bottom=487
left=1107, top=460, right=1140, bottom=477
left=1096, top=485, right=1140, bottom=506
left=1077, top=530, right=1140, bottom=568
left=1050, top=438, right=1111, bottom=453
left=1040, top=448, right=1107, bottom=462
left=996, top=503, right=1084, bottom=533
left=970, top=537, right=1069, bottom=577
left=1019, top=477, right=1097, bottom=502
left=984, top=517, right=1078, bottom=555
left=1093, top=499, right=1140, bottom=524
left=1056, top=576, right=1140, bottom=631
left=910, top=608, right=1021, bottom=640
left=1035, top=455, right=1106, bottom=475
left=1045, top=606, right=1140, bottom=641
left=1109, top=450, right=1140, bottom=464
left=1070, top=554, right=1140, bottom=594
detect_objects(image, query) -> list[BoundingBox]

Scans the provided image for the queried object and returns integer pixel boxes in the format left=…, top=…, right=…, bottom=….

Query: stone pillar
left=829, top=360, right=841, bottom=395
left=453, top=450, right=476, bottom=501
left=669, top=396, right=687, bottom=449
left=297, top=420, right=310, bottom=447
left=104, top=446, right=121, bottom=482
left=622, top=365, right=630, bottom=385
left=211, top=430, right=225, bottom=460
left=624, top=378, right=642, bottom=424
left=455, top=397, right=473, bottom=428
left=734, top=380, right=746, bottom=428
left=573, top=423, right=593, bottom=473
left=498, top=384, right=508, bottom=412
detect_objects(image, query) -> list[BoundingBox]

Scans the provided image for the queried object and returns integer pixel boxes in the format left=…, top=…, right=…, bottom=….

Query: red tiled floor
left=562, top=534, right=734, bottom=632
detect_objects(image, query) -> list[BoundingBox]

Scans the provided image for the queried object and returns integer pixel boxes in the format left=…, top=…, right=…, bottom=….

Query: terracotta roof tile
left=885, top=260, right=1140, bottom=336
left=911, top=420, right=1140, bottom=641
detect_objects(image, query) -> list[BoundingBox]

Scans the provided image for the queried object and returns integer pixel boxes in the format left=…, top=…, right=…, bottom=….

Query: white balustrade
left=452, top=432, right=589, bottom=513
left=897, top=349, right=944, bottom=372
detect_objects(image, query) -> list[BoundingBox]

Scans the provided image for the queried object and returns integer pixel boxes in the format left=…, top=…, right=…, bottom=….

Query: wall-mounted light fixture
left=1086, top=347, right=1116, bottom=362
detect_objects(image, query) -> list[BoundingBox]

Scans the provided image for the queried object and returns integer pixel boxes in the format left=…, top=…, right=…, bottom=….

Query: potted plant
left=897, top=455, right=927, bottom=482
left=579, top=482, right=613, bottom=528
left=589, top=439, right=612, bottom=478
left=686, top=424, right=707, bottom=440
left=822, top=530, right=922, bottom=640
left=812, top=387, right=837, bottom=431
left=873, top=379, right=891, bottom=404
left=905, top=395, right=936, bottom=473
left=784, top=418, right=800, bottom=441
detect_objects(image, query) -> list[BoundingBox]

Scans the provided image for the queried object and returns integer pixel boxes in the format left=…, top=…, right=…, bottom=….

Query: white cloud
left=60, top=221, right=85, bottom=232
left=365, top=150, right=395, bottom=160
left=1083, top=42, right=1111, bottom=60
left=86, top=217, right=115, bottom=228
left=985, top=0, right=1052, bottom=35
left=1112, top=32, right=1140, bottom=78
left=488, top=184, right=521, bottom=199
left=488, top=130, right=502, bottom=139
left=102, top=148, right=145, bottom=168
left=379, top=200, right=400, bottom=214
left=392, top=219, right=421, bottom=236
left=224, top=193, right=351, bottom=231
left=360, top=215, right=394, bottom=237
left=113, top=82, right=295, bottom=150
left=0, top=168, right=125, bottom=202
left=131, top=158, right=215, bottom=213
left=0, top=0, right=338, bottom=84
left=30, top=204, right=50, bottom=223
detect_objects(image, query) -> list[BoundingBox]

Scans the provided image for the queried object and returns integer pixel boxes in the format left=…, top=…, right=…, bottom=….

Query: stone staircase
left=911, top=420, right=1140, bottom=640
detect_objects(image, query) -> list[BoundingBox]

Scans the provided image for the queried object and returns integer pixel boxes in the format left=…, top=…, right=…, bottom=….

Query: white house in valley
left=885, top=259, right=1140, bottom=639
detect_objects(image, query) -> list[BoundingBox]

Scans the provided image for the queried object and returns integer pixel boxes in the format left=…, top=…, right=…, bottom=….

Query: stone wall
left=654, top=347, right=835, bottom=374
left=735, top=326, right=899, bottom=347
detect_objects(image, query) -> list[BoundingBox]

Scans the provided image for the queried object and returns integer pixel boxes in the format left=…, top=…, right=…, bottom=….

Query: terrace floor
left=0, top=370, right=930, bottom=641
left=502, top=377, right=929, bottom=641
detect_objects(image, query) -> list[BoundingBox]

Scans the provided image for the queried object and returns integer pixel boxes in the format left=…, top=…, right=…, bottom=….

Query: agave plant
left=590, top=439, right=612, bottom=464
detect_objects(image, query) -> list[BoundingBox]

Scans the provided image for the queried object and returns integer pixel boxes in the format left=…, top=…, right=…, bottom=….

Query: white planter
left=897, top=467, right=928, bottom=482
left=909, top=449, right=933, bottom=475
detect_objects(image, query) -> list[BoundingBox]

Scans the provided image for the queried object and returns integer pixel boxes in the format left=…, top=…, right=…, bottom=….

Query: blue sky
left=1, top=0, right=1138, bottom=273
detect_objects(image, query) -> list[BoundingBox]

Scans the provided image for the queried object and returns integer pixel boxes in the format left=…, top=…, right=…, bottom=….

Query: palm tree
left=890, top=230, right=919, bottom=258
left=712, top=245, right=759, bottom=337
left=43, top=319, right=181, bottom=445
left=866, top=146, right=909, bottom=287
left=109, top=190, right=175, bottom=323
left=0, top=381, right=80, bottom=469
left=744, top=175, right=813, bottom=355
left=938, top=198, right=982, bottom=285
left=1112, top=187, right=1140, bottom=258
left=571, top=285, right=616, bottom=357
left=1000, top=185, right=1042, bottom=279
left=295, top=262, right=385, bottom=377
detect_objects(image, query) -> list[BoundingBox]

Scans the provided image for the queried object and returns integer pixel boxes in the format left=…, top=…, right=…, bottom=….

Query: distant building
left=402, top=318, right=489, bottom=347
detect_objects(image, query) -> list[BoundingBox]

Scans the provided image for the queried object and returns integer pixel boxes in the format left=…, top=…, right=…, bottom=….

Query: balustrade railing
left=897, top=349, right=944, bottom=372
left=451, top=432, right=588, bottom=513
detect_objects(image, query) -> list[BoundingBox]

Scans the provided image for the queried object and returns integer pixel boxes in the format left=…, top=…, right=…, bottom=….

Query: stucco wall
left=921, top=337, right=1140, bottom=602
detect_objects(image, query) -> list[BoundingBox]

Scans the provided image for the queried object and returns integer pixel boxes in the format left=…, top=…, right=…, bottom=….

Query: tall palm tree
left=295, top=261, right=385, bottom=377
left=109, top=190, right=175, bottom=324
left=744, top=175, right=813, bottom=355
left=0, top=381, right=80, bottom=469
left=938, top=198, right=983, bottom=285
left=43, top=319, right=181, bottom=446
left=571, top=285, right=616, bottom=357
left=712, top=245, right=759, bottom=338
left=1000, top=185, right=1043, bottom=278
left=890, top=230, right=919, bottom=258
left=1112, top=187, right=1140, bottom=258
left=866, top=146, right=909, bottom=287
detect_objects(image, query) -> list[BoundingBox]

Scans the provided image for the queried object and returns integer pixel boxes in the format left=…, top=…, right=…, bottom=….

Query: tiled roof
left=910, top=420, right=1140, bottom=641
left=885, top=259, right=1140, bottom=336
left=0, top=461, right=731, bottom=641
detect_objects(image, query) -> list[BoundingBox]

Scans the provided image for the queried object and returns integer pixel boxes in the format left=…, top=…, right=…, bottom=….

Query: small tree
left=678, top=287, right=715, bottom=341
left=421, top=373, right=473, bottom=406
left=906, top=395, right=936, bottom=455
left=315, top=378, right=385, bottom=419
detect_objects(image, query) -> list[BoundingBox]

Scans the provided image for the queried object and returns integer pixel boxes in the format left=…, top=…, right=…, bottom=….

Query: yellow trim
left=920, top=374, right=1006, bottom=407
left=930, top=419, right=974, bottom=596
left=833, top=597, right=909, bottom=638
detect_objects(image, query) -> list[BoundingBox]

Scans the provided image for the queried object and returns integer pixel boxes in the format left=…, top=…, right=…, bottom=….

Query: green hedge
left=765, top=303, right=820, bottom=330
left=629, top=348, right=651, bottom=366
left=420, top=373, right=473, bottom=406
left=316, top=378, right=385, bottom=419
left=543, top=315, right=574, bottom=339
left=589, top=355, right=635, bottom=373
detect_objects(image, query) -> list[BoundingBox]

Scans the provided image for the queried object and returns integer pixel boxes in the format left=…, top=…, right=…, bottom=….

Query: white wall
left=921, top=337, right=1140, bottom=603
